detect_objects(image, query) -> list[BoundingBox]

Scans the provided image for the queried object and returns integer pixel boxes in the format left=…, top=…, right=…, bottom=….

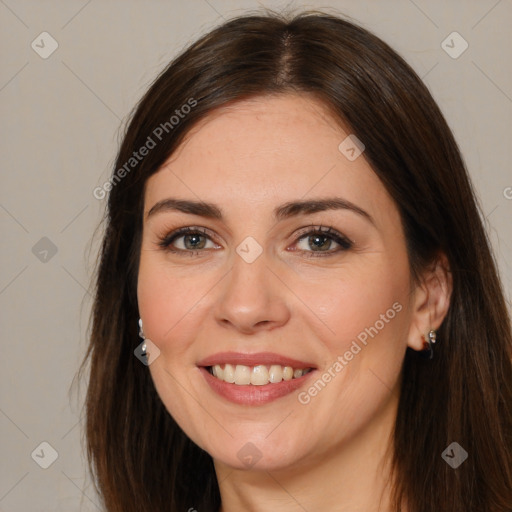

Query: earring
left=138, top=318, right=147, bottom=357
left=421, top=329, right=437, bottom=360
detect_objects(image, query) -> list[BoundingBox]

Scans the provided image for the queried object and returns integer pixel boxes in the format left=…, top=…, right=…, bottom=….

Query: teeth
left=234, top=364, right=251, bottom=385
left=209, top=364, right=311, bottom=385
left=251, top=365, right=269, bottom=385
left=283, top=366, right=293, bottom=381
left=223, top=363, right=235, bottom=383
left=213, top=364, right=224, bottom=379
left=269, top=364, right=283, bottom=383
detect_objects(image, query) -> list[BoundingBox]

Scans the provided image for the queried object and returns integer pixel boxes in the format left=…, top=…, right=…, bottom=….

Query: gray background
left=0, top=0, right=510, bottom=510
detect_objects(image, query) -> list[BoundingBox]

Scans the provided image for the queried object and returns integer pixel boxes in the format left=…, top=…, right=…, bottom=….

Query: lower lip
left=199, top=367, right=316, bottom=405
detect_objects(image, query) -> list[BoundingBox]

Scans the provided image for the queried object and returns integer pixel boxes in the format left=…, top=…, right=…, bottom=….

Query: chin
left=204, top=430, right=311, bottom=472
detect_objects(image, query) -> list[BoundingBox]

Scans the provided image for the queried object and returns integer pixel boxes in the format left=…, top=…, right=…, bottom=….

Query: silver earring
left=422, top=329, right=437, bottom=360
left=138, top=318, right=147, bottom=356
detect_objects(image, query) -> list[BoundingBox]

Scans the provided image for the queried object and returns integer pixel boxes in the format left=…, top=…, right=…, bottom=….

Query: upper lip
left=197, top=351, right=316, bottom=369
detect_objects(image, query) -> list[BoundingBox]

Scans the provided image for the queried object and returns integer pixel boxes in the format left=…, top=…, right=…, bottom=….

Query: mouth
left=197, top=352, right=317, bottom=405
left=206, top=364, right=313, bottom=385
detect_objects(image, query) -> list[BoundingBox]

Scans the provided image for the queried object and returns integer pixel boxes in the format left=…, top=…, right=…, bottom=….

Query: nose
left=213, top=248, right=291, bottom=335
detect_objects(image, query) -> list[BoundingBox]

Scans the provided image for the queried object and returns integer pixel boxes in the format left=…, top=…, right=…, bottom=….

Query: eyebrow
left=146, top=197, right=374, bottom=225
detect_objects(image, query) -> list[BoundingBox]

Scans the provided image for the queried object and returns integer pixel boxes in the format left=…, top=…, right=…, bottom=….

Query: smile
left=198, top=352, right=317, bottom=405
left=208, top=364, right=313, bottom=385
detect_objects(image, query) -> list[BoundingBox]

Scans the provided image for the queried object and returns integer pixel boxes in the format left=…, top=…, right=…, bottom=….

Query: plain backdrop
left=0, top=1, right=511, bottom=510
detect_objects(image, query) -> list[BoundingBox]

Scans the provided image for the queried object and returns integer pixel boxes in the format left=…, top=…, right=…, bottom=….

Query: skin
left=137, top=93, right=452, bottom=511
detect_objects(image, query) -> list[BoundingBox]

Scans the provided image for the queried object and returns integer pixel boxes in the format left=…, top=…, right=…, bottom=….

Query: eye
left=157, top=227, right=220, bottom=255
left=290, top=225, right=353, bottom=257
left=157, top=225, right=353, bottom=258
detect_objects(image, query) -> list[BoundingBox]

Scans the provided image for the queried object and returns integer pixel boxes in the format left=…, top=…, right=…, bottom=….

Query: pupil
left=185, top=234, right=205, bottom=250
left=310, top=235, right=330, bottom=251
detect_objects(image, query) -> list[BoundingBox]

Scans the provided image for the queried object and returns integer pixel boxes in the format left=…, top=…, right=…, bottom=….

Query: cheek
left=137, top=254, right=217, bottom=352
left=137, top=258, right=172, bottom=338
left=292, top=260, right=409, bottom=355
left=137, top=258, right=211, bottom=439
left=290, top=265, right=409, bottom=439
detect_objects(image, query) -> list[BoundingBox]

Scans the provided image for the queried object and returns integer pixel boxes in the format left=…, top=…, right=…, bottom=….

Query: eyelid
left=292, top=224, right=353, bottom=245
left=157, top=224, right=353, bottom=256
left=290, top=225, right=353, bottom=257
left=157, top=226, right=220, bottom=250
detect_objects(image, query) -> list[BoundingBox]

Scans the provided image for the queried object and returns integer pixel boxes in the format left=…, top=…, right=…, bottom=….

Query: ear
left=406, top=252, right=453, bottom=351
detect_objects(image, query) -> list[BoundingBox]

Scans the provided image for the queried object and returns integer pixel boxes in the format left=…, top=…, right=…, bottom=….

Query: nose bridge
left=229, top=233, right=271, bottom=288
left=214, top=238, right=290, bottom=331
left=227, top=242, right=272, bottom=304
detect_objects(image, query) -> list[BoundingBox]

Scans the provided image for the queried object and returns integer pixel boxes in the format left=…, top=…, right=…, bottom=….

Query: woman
left=80, top=10, right=512, bottom=512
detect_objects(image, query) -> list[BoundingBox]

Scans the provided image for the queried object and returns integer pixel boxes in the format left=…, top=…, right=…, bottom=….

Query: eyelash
left=157, top=225, right=353, bottom=258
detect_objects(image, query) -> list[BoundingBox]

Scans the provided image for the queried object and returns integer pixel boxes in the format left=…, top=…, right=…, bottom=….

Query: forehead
left=144, top=94, right=392, bottom=222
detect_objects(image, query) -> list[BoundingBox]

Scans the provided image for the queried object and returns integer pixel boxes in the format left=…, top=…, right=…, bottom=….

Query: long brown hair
left=78, top=9, right=512, bottom=511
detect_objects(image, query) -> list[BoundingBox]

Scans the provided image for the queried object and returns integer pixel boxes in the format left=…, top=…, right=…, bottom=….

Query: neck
left=215, top=385, right=401, bottom=512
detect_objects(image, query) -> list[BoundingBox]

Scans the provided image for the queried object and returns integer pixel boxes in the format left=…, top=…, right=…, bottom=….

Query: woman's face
left=137, top=93, right=418, bottom=471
